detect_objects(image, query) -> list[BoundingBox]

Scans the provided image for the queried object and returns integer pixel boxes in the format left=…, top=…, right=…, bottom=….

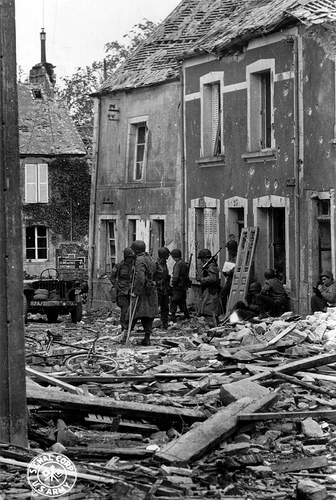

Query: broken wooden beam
left=237, top=410, right=336, bottom=421
left=248, top=352, right=336, bottom=383
left=155, top=392, right=278, bottom=465
left=26, top=381, right=205, bottom=422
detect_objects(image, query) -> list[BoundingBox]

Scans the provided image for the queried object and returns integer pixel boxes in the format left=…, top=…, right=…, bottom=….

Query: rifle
left=202, top=247, right=222, bottom=270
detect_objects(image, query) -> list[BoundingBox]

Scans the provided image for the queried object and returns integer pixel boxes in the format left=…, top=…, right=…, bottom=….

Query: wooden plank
left=26, top=367, right=84, bottom=396
left=155, top=392, right=278, bottom=465
left=271, top=456, right=328, bottom=473
left=247, top=352, right=336, bottom=382
left=272, top=371, right=336, bottom=398
left=26, top=382, right=205, bottom=421
left=267, top=324, right=296, bottom=346
left=237, top=410, right=336, bottom=421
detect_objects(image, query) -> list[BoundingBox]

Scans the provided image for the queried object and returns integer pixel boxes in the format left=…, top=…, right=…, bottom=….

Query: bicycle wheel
left=25, top=337, right=42, bottom=356
left=64, top=353, right=118, bottom=374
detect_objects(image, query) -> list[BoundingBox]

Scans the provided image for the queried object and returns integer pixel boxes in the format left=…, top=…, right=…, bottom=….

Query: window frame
left=246, top=59, right=275, bottom=154
left=25, top=225, right=48, bottom=261
left=126, top=116, right=149, bottom=182
left=25, top=163, right=48, bottom=203
left=200, top=72, right=225, bottom=159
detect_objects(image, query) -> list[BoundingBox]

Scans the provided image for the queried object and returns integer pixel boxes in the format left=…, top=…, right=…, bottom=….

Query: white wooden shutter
left=38, top=163, right=48, bottom=203
left=212, top=83, right=220, bottom=151
left=136, top=220, right=150, bottom=251
left=204, top=207, right=219, bottom=265
left=25, top=164, right=37, bottom=203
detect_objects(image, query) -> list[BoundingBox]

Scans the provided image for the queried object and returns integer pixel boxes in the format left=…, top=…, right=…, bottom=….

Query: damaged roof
left=98, top=0, right=336, bottom=94
left=18, top=83, right=87, bottom=157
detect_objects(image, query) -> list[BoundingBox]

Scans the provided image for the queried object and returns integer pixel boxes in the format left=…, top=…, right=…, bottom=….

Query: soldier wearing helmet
left=155, top=247, right=171, bottom=329
left=197, top=248, right=222, bottom=326
left=169, top=248, right=190, bottom=322
left=255, top=269, right=289, bottom=319
left=110, top=247, right=135, bottom=331
left=128, top=240, right=159, bottom=346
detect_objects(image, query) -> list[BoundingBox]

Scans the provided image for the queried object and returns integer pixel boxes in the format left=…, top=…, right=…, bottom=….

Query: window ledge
left=242, top=149, right=277, bottom=163
left=330, top=139, right=336, bottom=146
left=196, top=155, right=226, bottom=168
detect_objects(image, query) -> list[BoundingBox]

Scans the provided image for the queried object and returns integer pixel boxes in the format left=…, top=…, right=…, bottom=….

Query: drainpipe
left=87, top=96, right=102, bottom=309
left=293, top=34, right=303, bottom=313
left=179, top=64, right=187, bottom=258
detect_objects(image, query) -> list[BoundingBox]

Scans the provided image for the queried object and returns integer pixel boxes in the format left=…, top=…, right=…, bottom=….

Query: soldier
left=169, top=248, right=190, bottom=322
left=110, top=247, right=135, bottom=331
left=156, top=247, right=171, bottom=330
left=197, top=248, right=222, bottom=326
left=129, top=240, right=159, bottom=346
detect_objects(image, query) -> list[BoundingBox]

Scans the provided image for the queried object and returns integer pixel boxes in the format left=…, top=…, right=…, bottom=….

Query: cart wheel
left=64, top=354, right=118, bottom=374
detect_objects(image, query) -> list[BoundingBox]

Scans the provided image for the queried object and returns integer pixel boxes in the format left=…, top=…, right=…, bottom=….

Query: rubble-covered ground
left=3, top=304, right=336, bottom=499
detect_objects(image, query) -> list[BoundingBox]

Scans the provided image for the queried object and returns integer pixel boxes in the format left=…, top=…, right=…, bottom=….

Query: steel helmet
left=123, top=247, right=135, bottom=259
left=264, top=269, right=276, bottom=279
left=158, top=247, right=170, bottom=259
left=198, top=248, right=211, bottom=259
left=170, top=248, right=182, bottom=258
left=131, top=240, right=146, bottom=254
left=249, top=282, right=262, bottom=292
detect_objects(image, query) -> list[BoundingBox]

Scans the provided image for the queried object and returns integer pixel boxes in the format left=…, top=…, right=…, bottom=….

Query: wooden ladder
left=226, top=227, right=259, bottom=313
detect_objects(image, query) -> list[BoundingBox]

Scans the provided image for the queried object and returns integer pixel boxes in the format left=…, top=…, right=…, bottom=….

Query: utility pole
left=0, top=0, right=28, bottom=446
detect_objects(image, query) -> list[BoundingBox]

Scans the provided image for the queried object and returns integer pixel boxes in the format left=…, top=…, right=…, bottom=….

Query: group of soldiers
left=110, top=239, right=293, bottom=347
left=110, top=240, right=221, bottom=346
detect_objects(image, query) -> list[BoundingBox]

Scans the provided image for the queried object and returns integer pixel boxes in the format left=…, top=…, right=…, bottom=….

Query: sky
left=15, top=0, right=181, bottom=82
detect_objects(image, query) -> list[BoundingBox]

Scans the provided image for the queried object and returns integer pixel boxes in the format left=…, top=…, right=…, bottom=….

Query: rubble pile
left=3, top=306, right=336, bottom=499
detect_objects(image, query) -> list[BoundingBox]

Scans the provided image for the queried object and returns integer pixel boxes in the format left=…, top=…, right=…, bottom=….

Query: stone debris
left=4, top=306, right=336, bottom=498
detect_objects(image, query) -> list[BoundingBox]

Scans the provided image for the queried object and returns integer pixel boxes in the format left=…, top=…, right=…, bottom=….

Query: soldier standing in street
left=156, top=247, right=171, bottom=330
left=197, top=248, right=222, bottom=326
left=110, top=247, right=135, bottom=331
left=128, top=240, right=159, bottom=346
left=169, top=248, right=190, bottom=322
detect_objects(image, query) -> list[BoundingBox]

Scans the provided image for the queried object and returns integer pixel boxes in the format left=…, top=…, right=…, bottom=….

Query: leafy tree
left=57, top=19, right=158, bottom=150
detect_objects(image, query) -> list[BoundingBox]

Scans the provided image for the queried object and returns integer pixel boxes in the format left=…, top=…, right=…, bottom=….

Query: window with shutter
left=200, top=73, right=224, bottom=158
left=25, top=163, right=48, bottom=203
left=246, top=60, right=275, bottom=153
left=127, top=116, right=149, bottom=182
left=189, top=198, right=220, bottom=278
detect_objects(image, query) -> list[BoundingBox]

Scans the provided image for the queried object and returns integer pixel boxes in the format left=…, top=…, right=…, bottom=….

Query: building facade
left=19, top=31, right=88, bottom=279
left=89, top=0, right=336, bottom=314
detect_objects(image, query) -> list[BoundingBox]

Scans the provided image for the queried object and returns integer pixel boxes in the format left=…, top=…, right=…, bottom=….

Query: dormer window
left=32, top=89, right=43, bottom=99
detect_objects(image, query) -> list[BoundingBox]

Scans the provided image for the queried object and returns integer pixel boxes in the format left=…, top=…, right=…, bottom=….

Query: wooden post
left=0, top=0, right=28, bottom=446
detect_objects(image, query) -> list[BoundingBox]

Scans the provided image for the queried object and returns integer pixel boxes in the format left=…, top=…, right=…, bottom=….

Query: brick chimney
left=29, top=29, right=56, bottom=96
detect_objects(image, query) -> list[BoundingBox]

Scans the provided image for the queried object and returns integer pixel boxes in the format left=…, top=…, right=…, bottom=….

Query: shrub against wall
left=23, top=158, right=91, bottom=243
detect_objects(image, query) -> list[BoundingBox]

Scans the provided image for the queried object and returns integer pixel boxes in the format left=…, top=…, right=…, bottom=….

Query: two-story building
left=19, top=30, right=89, bottom=280
left=89, top=0, right=336, bottom=314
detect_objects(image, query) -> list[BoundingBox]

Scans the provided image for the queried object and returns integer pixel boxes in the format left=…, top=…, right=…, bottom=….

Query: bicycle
left=25, top=329, right=119, bottom=375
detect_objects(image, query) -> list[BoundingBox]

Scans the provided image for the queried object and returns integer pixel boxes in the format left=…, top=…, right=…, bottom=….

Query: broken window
left=25, top=163, right=48, bottom=203
left=32, top=89, right=43, bottom=99
left=26, top=226, right=48, bottom=260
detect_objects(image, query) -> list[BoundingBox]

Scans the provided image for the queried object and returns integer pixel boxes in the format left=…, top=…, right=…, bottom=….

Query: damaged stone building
left=19, top=30, right=89, bottom=279
left=88, top=0, right=336, bottom=315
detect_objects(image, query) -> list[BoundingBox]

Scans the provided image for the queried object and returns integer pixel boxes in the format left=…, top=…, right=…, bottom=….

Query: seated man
left=255, top=269, right=289, bottom=319
left=232, top=282, right=262, bottom=321
left=311, top=271, right=336, bottom=313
